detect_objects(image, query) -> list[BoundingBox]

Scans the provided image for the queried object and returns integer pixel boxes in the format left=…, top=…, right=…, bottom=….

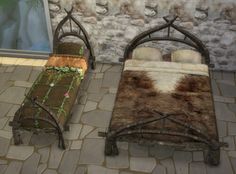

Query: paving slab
left=109, top=87, right=118, bottom=94
left=130, top=157, right=156, bottom=173
left=81, top=110, right=112, bottom=128
left=223, top=136, right=235, bottom=151
left=0, top=86, right=26, bottom=104
left=230, top=157, right=236, bottom=173
left=37, top=164, right=47, bottom=174
left=87, top=165, right=119, bottom=174
left=79, top=125, right=94, bottom=139
left=7, top=104, right=20, bottom=117
left=38, top=147, right=50, bottom=163
left=193, top=151, right=204, bottom=161
left=0, top=117, right=8, bottom=129
left=129, top=143, right=149, bottom=157
left=218, top=82, right=236, bottom=97
left=0, top=73, right=11, bottom=89
left=214, top=102, right=236, bottom=122
left=0, top=130, right=12, bottom=139
left=95, top=73, right=104, bottom=79
left=152, top=164, right=166, bottom=174
left=217, top=120, right=227, bottom=137
left=228, top=151, right=236, bottom=158
left=107, top=65, right=122, bottom=72
left=29, top=69, right=42, bottom=83
left=212, top=71, right=222, bottom=80
left=101, top=64, right=112, bottom=72
left=70, top=104, right=84, bottom=123
left=58, top=150, right=80, bottom=174
left=117, top=142, right=129, bottom=150
left=0, top=159, right=7, bottom=164
left=80, top=74, right=92, bottom=90
left=102, top=72, right=121, bottom=88
left=48, top=142, right=65, bottom=169
left=120, top=172, right=133, bottom=174
left=63, top=124, right=82, bottom=140
left=160, top=158, right=175, bottom=174
left=0, top=102, right=12, bottom=118
left=92, top=63, right=103, bottom=73
left=229, top=103, right=236, bottom=113
left=71, top=140, right=83, bottom=150
left=222, top=72, right=235, bottom=81
left=149, top=145, right=175, bottom=160
left=173, top=151, right=192, bottom=174
left=79, top=139, right=105, bottom=165
left=21, top=153, right=40, bottom=174
left=87, top=79, right=103, bottom=93
left=84, top=101, right=97, bottom=112
left=0, top=164, right=7, bottom=174
left=86, top=127, right=106, bottom=139
left=0, top=137, right=10, bottom=156
left=228, top=122, right=236, bottom=135
left=211, top=80, right=220, bottom=95
left=4, top=161, right=22, bottom=174
left=87, top=89, right=108, bottom=102
left=189, top=162, right=206, bottom=174
left=74, top=166, right=87, bottom=174
left=10, top=66, right=32, bottom=81
left=6, top=145, right=34, bottom=160
left=206, top=150, right=234, bottom=174
left=43, top=169, right=58, bottom=174
left=14, top=80, right=33, bottom=88
left=106, top=150, right=129, bottom=168
left=213, top=95, right=235, bottom=103
left=30, top=133, right=57, bottom=147
left=98, top=94, right=116, bottom=111
left=78, top=92, right=88, bottom=105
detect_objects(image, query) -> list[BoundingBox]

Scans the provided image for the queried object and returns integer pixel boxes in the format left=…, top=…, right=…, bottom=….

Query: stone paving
left=0, top=58, right=236, bottom=174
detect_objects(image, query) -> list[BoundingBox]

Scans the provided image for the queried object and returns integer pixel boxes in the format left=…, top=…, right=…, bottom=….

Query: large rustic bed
left=100, top=16, right=227, bottom=165
left=9, top=9, right=95, bottom=149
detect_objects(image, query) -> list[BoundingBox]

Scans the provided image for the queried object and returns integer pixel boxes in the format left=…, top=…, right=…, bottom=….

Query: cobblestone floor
left=0, top=58, right=236, bottom=174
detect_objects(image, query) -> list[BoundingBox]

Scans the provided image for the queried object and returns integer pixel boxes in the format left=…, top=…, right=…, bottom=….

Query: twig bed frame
left=10, top=9, right=95, bottom=149
left=99, top=16, right=227, bottom=166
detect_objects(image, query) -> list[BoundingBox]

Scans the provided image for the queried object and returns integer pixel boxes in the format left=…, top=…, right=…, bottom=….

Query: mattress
left=110, top=60, right=217, bottom=144
left=13, top=55, right=87, bottom=131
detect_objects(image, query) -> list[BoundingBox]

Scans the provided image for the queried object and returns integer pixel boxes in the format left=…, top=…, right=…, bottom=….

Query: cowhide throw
left=110, top=60, right=217, bottom=143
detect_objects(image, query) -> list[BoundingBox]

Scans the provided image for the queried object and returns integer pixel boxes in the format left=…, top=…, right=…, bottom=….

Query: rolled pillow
left=132, top=47, right=163, bottom=61
left=171, top=49, right=202, bottom=64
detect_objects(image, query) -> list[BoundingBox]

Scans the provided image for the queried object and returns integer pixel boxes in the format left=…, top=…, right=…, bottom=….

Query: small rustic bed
left=10, top=9, right=95, bottom=149
left=100, top=16, right=227, bottom=165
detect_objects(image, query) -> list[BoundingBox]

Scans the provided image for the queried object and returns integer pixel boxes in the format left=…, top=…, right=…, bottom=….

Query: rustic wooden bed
left=9, top=9, right=95, bottom=149
left=99, top=16, right=227, bottom=166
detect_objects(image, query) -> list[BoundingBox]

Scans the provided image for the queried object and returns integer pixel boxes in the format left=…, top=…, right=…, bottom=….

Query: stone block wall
left=48, top=0, right=236, bottom=71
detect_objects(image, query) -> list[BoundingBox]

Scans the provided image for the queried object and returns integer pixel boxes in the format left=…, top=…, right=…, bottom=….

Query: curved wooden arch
left=53, top=8, right=95, bottom=69
left=123, top=16, right=211, bottom=66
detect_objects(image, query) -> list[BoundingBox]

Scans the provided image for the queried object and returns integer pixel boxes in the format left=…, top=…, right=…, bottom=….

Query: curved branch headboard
left=53, top=8, right=96, bottom=69
left=123, top=16, right=212, bottom=67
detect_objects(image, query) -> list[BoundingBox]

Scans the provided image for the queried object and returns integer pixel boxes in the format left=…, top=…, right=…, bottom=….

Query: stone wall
left=48, top=0, right=236, bottom=71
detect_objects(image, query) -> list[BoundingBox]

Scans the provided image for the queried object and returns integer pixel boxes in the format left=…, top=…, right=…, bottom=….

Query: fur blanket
left=110, top=60, right=217, bottom=143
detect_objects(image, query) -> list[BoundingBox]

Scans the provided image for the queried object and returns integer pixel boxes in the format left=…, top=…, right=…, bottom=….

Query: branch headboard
left=123, top=16, right=212, bottom=67
left=53, top=8, right=96, bottom=69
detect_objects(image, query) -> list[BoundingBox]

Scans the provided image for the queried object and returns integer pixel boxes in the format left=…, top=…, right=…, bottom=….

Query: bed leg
left=9, top=120, right=23, bottom=145
left=12, top=129, right=23, bottom=145
left=204, top=147, right=220, bottom=166
left=105, top=138, right=119, bottom=156
left=57, top=128, right=66, bottom=150
left=91, top=61, right=96, bottom=70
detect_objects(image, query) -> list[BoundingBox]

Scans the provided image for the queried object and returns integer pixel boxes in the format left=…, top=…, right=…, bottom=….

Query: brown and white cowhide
left=110, top=60, right=217, bottom=144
